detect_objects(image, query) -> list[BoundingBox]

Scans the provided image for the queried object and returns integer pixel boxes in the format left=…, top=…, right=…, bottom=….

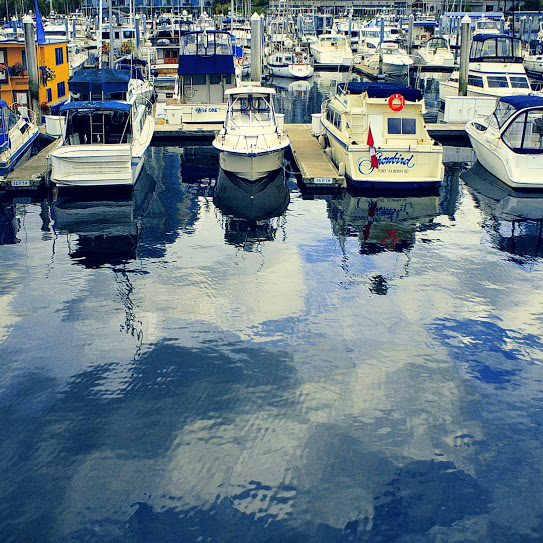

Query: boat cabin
left=481, top=95, right=543, bottom=151
left=324, top=82, right=429, bottom=146
left=469, top=34, right=523, bottom=63
left=177, top=30, right=236, bottom=105
left=224, top=87, right=277, bottom=129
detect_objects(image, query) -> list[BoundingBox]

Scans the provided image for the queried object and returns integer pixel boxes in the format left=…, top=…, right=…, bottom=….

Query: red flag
left=367, top=125, right=379, bottom=169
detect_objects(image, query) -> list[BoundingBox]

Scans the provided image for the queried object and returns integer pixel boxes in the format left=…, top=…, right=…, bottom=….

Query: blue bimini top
left=68, top=69, right=132, bottom=95
left=337, top=82, right=423, bottom=102
left=499, top=95, right=543, bottom=110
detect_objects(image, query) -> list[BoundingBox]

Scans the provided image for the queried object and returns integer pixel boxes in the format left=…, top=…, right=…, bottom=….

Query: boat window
left=487, top=76, right=509, bottom=88
left=502, top=113, right=525, bottom=148
left=468, top=75, right=484, bottom=88
left=503, top=110, right=543, bottom=151
left=493, top=101, right=518, bottom=128
left=326, top=108, right=341, bottom=129
left=210, top=74, right=221, bottom=84
left=509, top=76, right=530, bottom=89
left=388, top=118, right=416, bottom=134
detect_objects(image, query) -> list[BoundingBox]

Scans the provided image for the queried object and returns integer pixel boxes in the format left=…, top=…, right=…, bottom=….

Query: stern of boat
left=50, top=144, right=136, bottom=187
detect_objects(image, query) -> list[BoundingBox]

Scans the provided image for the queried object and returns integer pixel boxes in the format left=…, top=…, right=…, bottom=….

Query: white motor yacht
left=164, top=30, right=237, bottom=130
left=50, top=68, right=154, bottom=188
left=212, top=86, right=290, bottom=182
left=439, top=34, right=534, bottom=100
left=317, top=81, right=444, bottom=190
left=310, top=34, right=353, bottom=69
left=363, top=41, right=414, bottom=78
left=266, top=48, right=314, bottom=79
left=411, top=37, right=455, bottom=68
left=465, top=95, right=543, bottom=189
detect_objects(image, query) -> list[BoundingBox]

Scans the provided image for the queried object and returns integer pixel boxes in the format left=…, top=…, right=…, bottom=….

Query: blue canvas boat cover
left=337, top=82, right=423, bottom=102
left=59, top=101, right=131, bottom=114
left=68, top=69, right=131, bottom=95
left=499, top=95, right=543, bottom=110
left=178, top=54, right=235, bottom=75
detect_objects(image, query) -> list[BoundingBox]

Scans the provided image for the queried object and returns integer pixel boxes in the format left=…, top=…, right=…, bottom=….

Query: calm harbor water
left=2, top=73, right=543, bottom=542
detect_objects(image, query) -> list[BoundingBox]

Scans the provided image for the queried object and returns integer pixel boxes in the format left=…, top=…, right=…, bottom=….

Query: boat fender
left=325, top=147, right=332, bottom=158
left=318, top=135, right=325, bottom=147
left=338, top=162, right=346, bottom=176
left=389, top=93, right=405, bottom=112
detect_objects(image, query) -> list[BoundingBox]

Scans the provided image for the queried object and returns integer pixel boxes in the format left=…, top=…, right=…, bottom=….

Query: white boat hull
left=325, top=129, right=443, bottom=188
left=218, top=149, right=285, bottom=182
left=268, top=63, right=314, bottom=79
left=466, top=122, right=543, bottom=189
left=50, top=144, right=144, bottom=188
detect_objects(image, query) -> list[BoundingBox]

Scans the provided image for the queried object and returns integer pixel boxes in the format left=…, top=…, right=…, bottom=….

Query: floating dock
left=0, top=139, right=59, bottom=192
left=284, top=124, right=346, bottom=189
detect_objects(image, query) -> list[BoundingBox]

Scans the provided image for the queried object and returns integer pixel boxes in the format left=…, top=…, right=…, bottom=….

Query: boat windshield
left=180, top=32, right=232, bottom=56
left=470, top=36, right=522, bottom=61
left=229, top=94, right=273, bottom=125
left=502, top=109, right=543, bottom=151
left=64, top=110, right=132, bottom=145
left=487, top=100, right=518, bottom=129
left=428, top=38, right=448, bottom=50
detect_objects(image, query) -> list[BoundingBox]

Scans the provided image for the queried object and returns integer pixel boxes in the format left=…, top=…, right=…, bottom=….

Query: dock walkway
left=0, top=139, right=59, bottom=192
left=284, top=124, right=346, bottom=189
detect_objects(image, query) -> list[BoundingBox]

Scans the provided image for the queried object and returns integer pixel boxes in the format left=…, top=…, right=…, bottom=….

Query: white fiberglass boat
left=0, top=101, right=39, bottom=177
left=466, top=95, right=543, bottom=189
left=318, top=81, right=444, bottom=190
left=266, top=49, right=314, bottom=79
left=310, top=34, right=353, bottom=69
left=50, top=68, right=154, bottom=188
left=439, top=34, right=534, bottom=100
left=363, top=41, right=414, bottom=79
left=212, top=86, right=290, bottom=182
left=411, top=37, right=455, bottom=68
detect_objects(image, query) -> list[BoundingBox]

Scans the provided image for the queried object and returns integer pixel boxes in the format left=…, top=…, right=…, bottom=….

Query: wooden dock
left=284, top=124, right=346, bottom=189
left=0, top=139, right=59, bottom=192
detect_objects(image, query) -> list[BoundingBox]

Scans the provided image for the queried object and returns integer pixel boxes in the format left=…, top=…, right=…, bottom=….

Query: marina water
left=1, top=72, right=543, bottom=542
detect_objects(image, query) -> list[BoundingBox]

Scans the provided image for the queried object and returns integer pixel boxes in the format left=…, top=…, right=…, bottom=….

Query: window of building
left=0, top=49, right=7, bottom=83
left=57, top=81, right=66, bottom=98
left=55, top=46, right=64, bottom=65
left=46, top=88, right=52, bottom=102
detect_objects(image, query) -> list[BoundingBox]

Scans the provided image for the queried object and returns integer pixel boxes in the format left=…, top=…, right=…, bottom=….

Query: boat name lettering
left=195, top=107, right=218, bottom=113
left=377, top=152, right=415, bottom=168
left=357, top=152, right=415, bottom=175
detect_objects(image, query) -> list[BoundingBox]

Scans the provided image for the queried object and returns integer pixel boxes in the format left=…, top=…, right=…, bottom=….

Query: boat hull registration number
left=11, top=180, right=31, bottom=187
left=313, top=177, right=334, bottom=184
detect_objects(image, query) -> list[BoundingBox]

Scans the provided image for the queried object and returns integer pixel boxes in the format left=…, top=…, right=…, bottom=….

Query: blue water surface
left=1, top=74, right=543, bottom=542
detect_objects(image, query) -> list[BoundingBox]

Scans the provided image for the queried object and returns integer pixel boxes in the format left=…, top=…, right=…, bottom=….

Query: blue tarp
left=68, top=69, right=131, bottom=95
left=178, top=55, right=235, bottom=75
left=500, top=95, right=543, bottom=110
left=337, top=82, right=423, bottom=102
left=60, top=101, right=131, bottom=114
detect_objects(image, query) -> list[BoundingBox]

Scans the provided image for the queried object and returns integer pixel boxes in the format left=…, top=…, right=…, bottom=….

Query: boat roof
left=225, top=86, right=276, bottom=95
left=60, top=101, right=131, bottom=114
left=0, top=99, right=8, bottom=108
left=337, top=82, right=423, bottom=102
left=499, top=95, right=543, bottom=109
left=69, top=69, right=131, bottom=94
left=472, top=33, right=516, bottom=41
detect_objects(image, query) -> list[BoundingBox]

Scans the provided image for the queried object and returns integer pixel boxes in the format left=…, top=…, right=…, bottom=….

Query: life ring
left=237, top=57, right=245, bottom=65
left=388, top=93, right=405, bottom=112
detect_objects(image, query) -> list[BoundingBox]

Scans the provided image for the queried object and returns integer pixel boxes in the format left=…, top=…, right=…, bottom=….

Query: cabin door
left=209, top=74, right=223, bottom=104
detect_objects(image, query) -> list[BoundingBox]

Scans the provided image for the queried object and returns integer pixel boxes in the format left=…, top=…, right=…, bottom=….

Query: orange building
left=0, top=39, right=70, bottom=113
